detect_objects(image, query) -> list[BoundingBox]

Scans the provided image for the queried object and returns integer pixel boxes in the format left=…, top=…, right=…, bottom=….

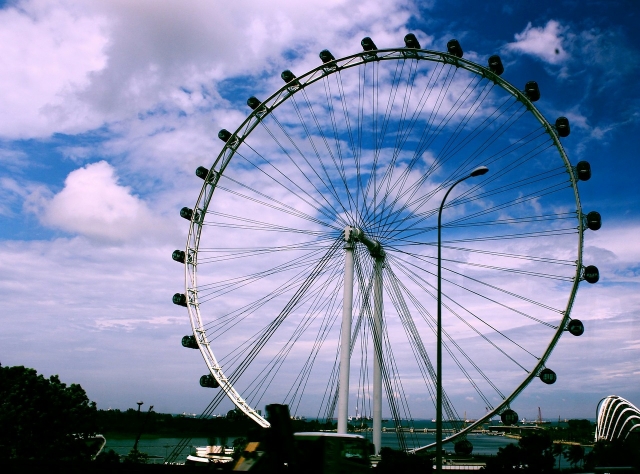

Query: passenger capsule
left=195, top=166, right=209, bottom=180
left=281, top=70, right=296, bottom=83
left=172, top=293, right=187, bottom=307
left=447, top=39, right=463, bottom=58
left=172, top=250, right=185, bottom=263
left=488, top=55, right=504, bottom=75
left=501, top=409, right=518, bottom=425
left=319, top=49, right=335, bottom=63
left=182, top=335, right=199, bottom=349
left=555, top=117, right=571, bottom=137
left=200, top=374, right=220, bottom=388
left=586, top=211, right=602, bottom=230
left=525, top=81, right=540, bottom=102
left=218, top=129, right=232, bottom=142
left=361, top=37, right=377, bottom=51
left=247, top=96, right=261, bottom=110
left=180, top=207, right=193, bottom=220
left=539, top=368, right=557, bottom=385
left=404, top=33, right=421, bottom=49
left=576, top=161, right=591, bottom=181
left=454, top=439, right=473, bottom=455
left=568, top=319, right=584, bottom=336
left=584, top=265, right=599, bottom=284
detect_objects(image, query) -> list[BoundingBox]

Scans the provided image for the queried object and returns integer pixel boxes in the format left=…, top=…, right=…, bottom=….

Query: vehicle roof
left=294, top=432, right=365, bottom=439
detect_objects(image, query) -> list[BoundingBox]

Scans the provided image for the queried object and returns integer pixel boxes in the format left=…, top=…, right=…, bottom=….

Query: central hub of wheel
left=344, top=226, right=385, bottom=260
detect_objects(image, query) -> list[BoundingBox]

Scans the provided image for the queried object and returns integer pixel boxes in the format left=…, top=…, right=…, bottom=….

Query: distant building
left=595, top=395, right=640, bottom=442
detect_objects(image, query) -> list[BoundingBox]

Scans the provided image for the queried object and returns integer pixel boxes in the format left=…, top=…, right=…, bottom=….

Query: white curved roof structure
left=595, top=395, right=640, bottom=442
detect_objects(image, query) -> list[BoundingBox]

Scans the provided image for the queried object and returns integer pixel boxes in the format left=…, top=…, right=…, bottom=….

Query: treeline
left=97, top=408, right=335, bottom=438
left=545, top=419, right=594, bottom=444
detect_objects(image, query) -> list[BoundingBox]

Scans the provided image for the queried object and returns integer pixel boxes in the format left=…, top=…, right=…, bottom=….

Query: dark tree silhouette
left=484, top=431, right=555, bottom=473
left=564, top=444, right=585, bottom=469
left=0, top=364, right=98, bottom=461
left=552, top=442, right=566, bottom=470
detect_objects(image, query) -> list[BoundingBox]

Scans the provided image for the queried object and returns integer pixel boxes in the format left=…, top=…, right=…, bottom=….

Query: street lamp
left=436, top=166, right=488, bottom=473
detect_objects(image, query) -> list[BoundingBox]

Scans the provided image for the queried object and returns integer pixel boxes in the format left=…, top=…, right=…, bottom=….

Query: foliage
left=0, top=364, right=98, bottom=461
left=93, top=448, right=120, bottom=464
left=551, top=442, right=565, bottom=470
left=374, top=447, right=431, bottom=472
left=547, top=419, right=594, bottom=444
left=484, top=431, right=554, bottom=473
left=564, top=443, right=585, bottom=469
left=583, top=434, right=640, bottom=470
left=122, top=448, right=149, bottom=464
left=97, top=408, right=336, bottom=438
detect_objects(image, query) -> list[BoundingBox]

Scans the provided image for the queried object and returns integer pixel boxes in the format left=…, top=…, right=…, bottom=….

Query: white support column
left=337, top=227, right=355, bottom=434
left=372, top=256, right=383, bottom=455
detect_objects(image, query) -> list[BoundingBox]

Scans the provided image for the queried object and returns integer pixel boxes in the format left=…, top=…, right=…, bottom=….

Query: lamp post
left=436, top=166, right=488, bottom=473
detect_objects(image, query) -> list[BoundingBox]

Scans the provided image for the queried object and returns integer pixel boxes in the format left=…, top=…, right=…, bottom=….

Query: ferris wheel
left=172, top=34, right=601, bottom=454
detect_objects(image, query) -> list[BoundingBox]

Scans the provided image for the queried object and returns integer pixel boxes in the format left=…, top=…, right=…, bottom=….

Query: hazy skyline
left=1, top=0, right=638, bottom=421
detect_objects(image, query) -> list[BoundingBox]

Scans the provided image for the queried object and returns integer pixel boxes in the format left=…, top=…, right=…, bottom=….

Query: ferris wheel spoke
left=373, top=70, right=490, bottom=230
left=215, top=179, right=339, bottom=230
left=385, top=179, right=574, bottom=239
left=383, top=211, right=576, bottom=240
left=389, top=251, right=561, bottom=329
left=248, top=118, right=350, bottom=227
left=387, top=256, right=537, bottom=399
left=389, top=257, right=535, bottom=366
left=377, top=91, right=524, bottom=230
left=236, top=143, right=347, bottom=225
left=380, top=130, right=552, bottom=237
left=196, top=237, right=337, bottom=263
left=244, top=262, right=345, bottom=407
left=265, top=105, right=351, bottom=224
left=212, top=240, right=342, bottom=391
left=196, top=246, right=333, bottom=298
left=201, top=242, right=342, bottom=339
left=378, top=101, right=531, bottom=235
left=320, top=77, right=363, bottom=227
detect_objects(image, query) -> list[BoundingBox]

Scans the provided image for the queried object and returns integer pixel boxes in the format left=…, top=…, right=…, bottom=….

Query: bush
left=0, top=364, right=98, bottom=461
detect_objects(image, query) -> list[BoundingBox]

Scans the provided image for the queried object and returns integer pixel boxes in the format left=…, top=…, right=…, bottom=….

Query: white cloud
left=0, top=0, right=419, bottom=139
left=0, top=0, right=109, bottom=138
left=505, top=20, right=568, bottom=65
left=38, top=161, right=173, bottom=243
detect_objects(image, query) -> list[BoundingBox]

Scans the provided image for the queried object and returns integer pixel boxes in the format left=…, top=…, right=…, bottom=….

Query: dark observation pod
left=404, top=33, right=421, bottom=49
left=281, top=70, right=296, bottom=83
left=447, top=39, right=463, bottom=58
left=568, top=319, right=585, bottom=336
left=218, top=129, right=232, bottom=142
left=539, top=368, right=557, bottom=385
left=586, top=211, right=602, bottom=231
left=319, top=49, right=335, bottom=63
left=584, top=265, right=600, bottom=284
left=172, top=250, right=185, bottom=263
left=200, top=374, right=220, bottom=388
left=501, top=409, right=518, bottom=425
left=555, top=116, right=571, bottom=137
left=576, top=161, right=591, bottom=181
left=454, top=439, right=473, bottom=455
left=180, top=207, right=193, bottom=220
left=182, top=335, right=199, bottom=349
left=524, top=81, right=540, bottom=102
left=361, top=37, right=377, bottom=51
left=247, top=96, right=261, bottom=110
left=172, top=293, right=187, bottom=307
left=488, top=55, right=504, bottom=75
left=195, top=166, right=209, bottom=180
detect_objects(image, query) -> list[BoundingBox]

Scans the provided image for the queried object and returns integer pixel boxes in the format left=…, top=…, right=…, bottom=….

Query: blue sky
left=1, top=0, right=639, bottom=422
